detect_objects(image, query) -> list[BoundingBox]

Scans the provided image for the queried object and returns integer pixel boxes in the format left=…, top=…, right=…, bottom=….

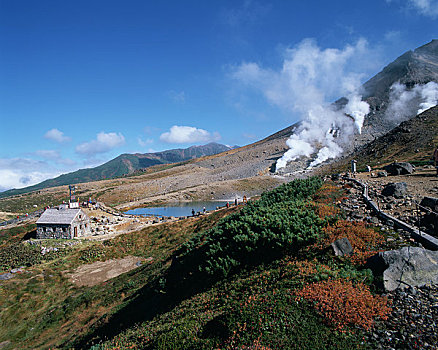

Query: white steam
left=231, top=38, right=373, bottom=171
left=385, top=81, right=438, bottom=122
left=418, top=82, right=438, bottom=113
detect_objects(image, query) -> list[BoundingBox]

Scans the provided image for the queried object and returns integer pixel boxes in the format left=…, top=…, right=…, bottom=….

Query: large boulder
left=383, top=162, right=415, bottom=176
left=382, top=182, right=408, bottom=198
left=368, top=247, right=438, bottom=291
left=420, top=196, right=438, bottom=211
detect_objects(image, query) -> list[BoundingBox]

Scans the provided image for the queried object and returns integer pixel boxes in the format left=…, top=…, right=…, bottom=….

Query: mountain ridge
left=0, top=142, right=235, bottom=198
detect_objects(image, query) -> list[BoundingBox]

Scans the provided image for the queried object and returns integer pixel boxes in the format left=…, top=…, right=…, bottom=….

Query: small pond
left=124, top=201, right=229, bottom=218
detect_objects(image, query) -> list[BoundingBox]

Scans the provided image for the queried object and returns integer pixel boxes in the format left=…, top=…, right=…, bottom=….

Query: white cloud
left=231, top=38, right=371, bottom=111
left=75, top=131, right=125, bottom=156
left=44, top=128, right=71, bottom=143
left=409, top=0, right=438, bottom=17
left=231, top=38, right=373, bottom=169
left=168, top=90, right=186, bottom=103
left=160, top=125, right=221, bottom=144
left=137, top=137, right=154, bottom=147
left=0, top=158, right=60, bottom=191
left=387, top=0, right=438, bottom=17
left=32, top=150, right=77, bottom=167
left=35, top=150, right=61, bottom=160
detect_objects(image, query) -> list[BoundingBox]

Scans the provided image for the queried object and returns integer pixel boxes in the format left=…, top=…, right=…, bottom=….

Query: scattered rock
left=368, top=216, right=380, bottom=225
left=0, top=272, right=13, bottom=281
left=367, top=285, right=438, bottom=349
left=0, top=341, right=11, bottom=349
left=420, top=196, right=438, bottom=211
left=382, top=182, right=408, bottom=198
left=384, top=162, right=415, bottom=176
left=10, top=267, right=24, bottom=274
left=331, top=237, right=353, bottom=256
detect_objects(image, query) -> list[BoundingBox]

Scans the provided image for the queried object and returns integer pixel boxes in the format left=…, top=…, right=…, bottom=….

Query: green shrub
left=173, top=177, right=324, bottom=280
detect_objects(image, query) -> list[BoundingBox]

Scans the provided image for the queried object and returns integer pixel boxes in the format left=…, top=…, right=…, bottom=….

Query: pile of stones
left=365, top=285, right=438, bottom=349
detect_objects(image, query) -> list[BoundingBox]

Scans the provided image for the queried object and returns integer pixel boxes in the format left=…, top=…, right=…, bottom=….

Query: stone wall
left=72, top=212, right=91, bottom=237
left=36, top=224, right=72, bottom=239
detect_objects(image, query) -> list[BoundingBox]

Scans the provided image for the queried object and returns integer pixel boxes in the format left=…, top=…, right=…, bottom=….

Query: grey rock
left=10, top=267, right=23, bottom=274
left=0, top=272, right=13, bottom=281
left=386, top=219, right=395, bottom=227
left=420, top=197, right=438, bottom=211
left=377, top=170, right=388, bottom=177
left=331, top=237, right=353, bottom=256
left=382, top=182, right=408, bottom=198
left=370, top=247, right=438, bottom=291
left=368, top=216, right=380, bottom=224
left=384, top=162, right=415, bottom=176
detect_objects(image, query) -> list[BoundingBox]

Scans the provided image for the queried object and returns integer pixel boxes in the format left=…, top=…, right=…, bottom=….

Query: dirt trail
left=67, top=256, right=145, bottom=287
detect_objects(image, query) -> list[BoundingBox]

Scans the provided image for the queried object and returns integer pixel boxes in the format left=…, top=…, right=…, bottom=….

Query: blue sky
left=0, top=0, right=437, bottom=191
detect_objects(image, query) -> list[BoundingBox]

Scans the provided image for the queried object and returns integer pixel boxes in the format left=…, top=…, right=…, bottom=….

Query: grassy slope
left=0, top=207, right=238, bottom=349
left=0, top=179, right=395, bottom=350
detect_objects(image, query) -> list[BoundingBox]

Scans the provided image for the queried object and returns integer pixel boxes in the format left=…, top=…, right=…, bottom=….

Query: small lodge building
left=36, top=204, right=91, bottom=239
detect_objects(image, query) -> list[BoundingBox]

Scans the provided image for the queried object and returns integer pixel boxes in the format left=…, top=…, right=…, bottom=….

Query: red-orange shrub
left=296, top=278, right=391, bottom=331
left=313, top=202, right=340, bottom=219
left=281, top=259, right=332, bottom=280
left=313, top=183, right=345, bottom=204
left=315, top=220, right=384, bottom=265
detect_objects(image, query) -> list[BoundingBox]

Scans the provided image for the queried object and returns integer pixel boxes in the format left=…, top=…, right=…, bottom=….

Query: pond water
left=124, top=201, right=229, bottom=218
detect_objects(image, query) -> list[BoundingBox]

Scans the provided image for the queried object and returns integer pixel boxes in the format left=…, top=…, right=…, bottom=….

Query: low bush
left=295, top=278, right=391, bottom=331
left=0, top=243, right=69, bottom=271
left=314, top=220, right=385, bottom=265
left=173, top=177, right=324, bottom=280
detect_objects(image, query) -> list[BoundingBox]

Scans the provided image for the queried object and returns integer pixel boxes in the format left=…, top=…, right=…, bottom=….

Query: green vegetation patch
left=173, top=177, right=324, bottom=280
left=0, top=178, right=392, bottom=349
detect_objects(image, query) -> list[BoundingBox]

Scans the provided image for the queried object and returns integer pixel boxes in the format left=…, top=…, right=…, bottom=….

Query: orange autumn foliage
left=313, top=202, right=340, bottom=219
left=296, top=278, right=391, bottom=331
left=315, top=220, right=385, bottom=265
left=313, top=183, right=345, bottom=204
left=281, top=259, right=332, bottom=280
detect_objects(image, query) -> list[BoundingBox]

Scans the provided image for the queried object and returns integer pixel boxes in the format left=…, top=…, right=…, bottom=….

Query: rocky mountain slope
left=0, top=143, right=235, bottom=199
left=321, top=105, right=438, bottom=173
left=358, top=39, right=438, bottom=145
left=2, top=41, right=438, bottom=210
left=278, top=39, right=438, bottom=174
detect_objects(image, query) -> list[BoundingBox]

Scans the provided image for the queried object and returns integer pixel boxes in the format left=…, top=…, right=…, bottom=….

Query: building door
left=74, top=226, right=78, bottom=237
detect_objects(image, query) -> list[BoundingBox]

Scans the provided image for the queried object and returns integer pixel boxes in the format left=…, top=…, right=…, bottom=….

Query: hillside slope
left=319, top=105, right=438, bottom=173
left=0, top=143, right=234, bottom=199
left=358, top=39, right=438, bottom=144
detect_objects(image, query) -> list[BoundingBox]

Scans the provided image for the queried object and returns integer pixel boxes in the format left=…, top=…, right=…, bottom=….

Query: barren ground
left=66, top=256, right=146, bottom=287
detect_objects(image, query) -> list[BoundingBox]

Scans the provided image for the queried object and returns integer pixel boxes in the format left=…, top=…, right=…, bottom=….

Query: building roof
left=36, top=208, right=82, bottom=225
